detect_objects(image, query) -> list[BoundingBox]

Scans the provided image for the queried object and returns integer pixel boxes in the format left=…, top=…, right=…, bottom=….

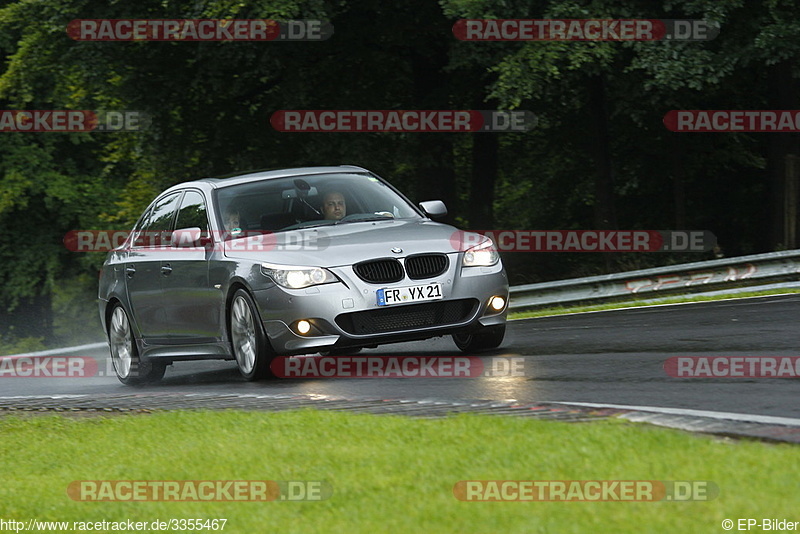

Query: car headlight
left=261, top=263, right=337, bottom=289
left=462, top=239, right=499, bottom=267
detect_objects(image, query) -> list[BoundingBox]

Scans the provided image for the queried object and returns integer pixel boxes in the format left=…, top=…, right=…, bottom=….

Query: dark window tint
left=175, top=191, right=209, bottom=234
left=130, top=206, right=152, bottom=246
left=135, top=192, right=181, bottom=247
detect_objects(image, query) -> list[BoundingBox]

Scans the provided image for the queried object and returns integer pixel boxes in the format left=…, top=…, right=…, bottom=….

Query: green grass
left=1, top=410, right=799, bottom=533
left=510, top=287, right=800, bottom=320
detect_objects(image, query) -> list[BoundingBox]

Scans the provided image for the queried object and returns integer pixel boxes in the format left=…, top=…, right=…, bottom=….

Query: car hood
left=223, top=219, right=481, bottom=267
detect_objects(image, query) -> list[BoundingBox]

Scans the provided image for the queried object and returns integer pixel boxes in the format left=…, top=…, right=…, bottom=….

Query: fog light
left=490, top=296, right=506, bottom=311
left=296, top=320, right=311, bottom=335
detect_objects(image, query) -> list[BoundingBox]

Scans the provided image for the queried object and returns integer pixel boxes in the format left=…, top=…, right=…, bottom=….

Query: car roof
left=161, top=165, right=371, bottom=195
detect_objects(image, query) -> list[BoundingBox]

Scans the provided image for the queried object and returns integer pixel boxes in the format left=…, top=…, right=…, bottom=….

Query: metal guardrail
left=5, top=250, right=800, bottom=357
left=508, top=249, right=800, bottom=310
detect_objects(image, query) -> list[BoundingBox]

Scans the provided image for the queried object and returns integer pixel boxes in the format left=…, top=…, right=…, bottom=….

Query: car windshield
left=215, top=172, right=421, bottom=237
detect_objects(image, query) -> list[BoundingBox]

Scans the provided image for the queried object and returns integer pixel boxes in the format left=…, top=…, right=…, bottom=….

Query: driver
left=222, top=208, right=243, bottom=237
left=321, top=191, right=346, bottom=220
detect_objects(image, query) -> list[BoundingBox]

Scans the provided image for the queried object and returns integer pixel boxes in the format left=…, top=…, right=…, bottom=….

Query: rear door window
left=134, top=192, right=181, bottom=247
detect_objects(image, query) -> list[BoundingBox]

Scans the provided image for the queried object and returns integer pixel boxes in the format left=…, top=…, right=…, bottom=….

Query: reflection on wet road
left=2, top=295, right=799, bottom=418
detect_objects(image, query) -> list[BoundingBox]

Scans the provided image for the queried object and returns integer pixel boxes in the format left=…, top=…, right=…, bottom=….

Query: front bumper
left=253, top=255, right=508, bottom=354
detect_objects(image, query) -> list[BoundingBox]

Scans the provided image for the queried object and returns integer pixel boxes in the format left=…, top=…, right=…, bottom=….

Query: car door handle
left=125, top=266, right=136, bottom=278
left=161, top=264, right=173, bottom=275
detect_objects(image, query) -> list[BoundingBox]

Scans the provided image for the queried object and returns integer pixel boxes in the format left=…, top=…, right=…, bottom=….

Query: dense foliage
left=0, top=0, right=796, bottom=345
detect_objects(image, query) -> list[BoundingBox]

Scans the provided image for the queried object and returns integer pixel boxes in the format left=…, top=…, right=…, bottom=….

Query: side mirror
left=419, top=200, right=447, bottom=219
left=172, top=227, right=203, bottom=247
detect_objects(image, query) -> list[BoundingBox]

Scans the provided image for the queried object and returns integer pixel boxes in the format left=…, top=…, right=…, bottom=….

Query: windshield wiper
left=280, top=221, right=336, bottom=231
left=334, top=215, right=393, bottom=225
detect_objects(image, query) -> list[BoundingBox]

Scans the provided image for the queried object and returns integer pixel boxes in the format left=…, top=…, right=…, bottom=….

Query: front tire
left=229, top=289, right=273, bottom=380
left=452, top=324, right=506, bottom=353
left=108, top=304, right=166, bottom=385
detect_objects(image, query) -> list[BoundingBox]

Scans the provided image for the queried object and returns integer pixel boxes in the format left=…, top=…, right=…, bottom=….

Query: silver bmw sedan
left=99, top=166, right=508, bottom=384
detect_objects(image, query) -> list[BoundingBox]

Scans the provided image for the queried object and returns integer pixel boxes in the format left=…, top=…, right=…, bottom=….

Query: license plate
left=377, top=283, right=443, bottom=306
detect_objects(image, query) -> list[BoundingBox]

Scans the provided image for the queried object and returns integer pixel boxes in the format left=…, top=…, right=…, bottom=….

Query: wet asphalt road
left=2, top=294, right=799, bottom=418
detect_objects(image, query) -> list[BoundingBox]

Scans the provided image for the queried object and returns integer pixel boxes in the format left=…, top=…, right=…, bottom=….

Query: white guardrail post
left=508, top=249, right=800, bottom=310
